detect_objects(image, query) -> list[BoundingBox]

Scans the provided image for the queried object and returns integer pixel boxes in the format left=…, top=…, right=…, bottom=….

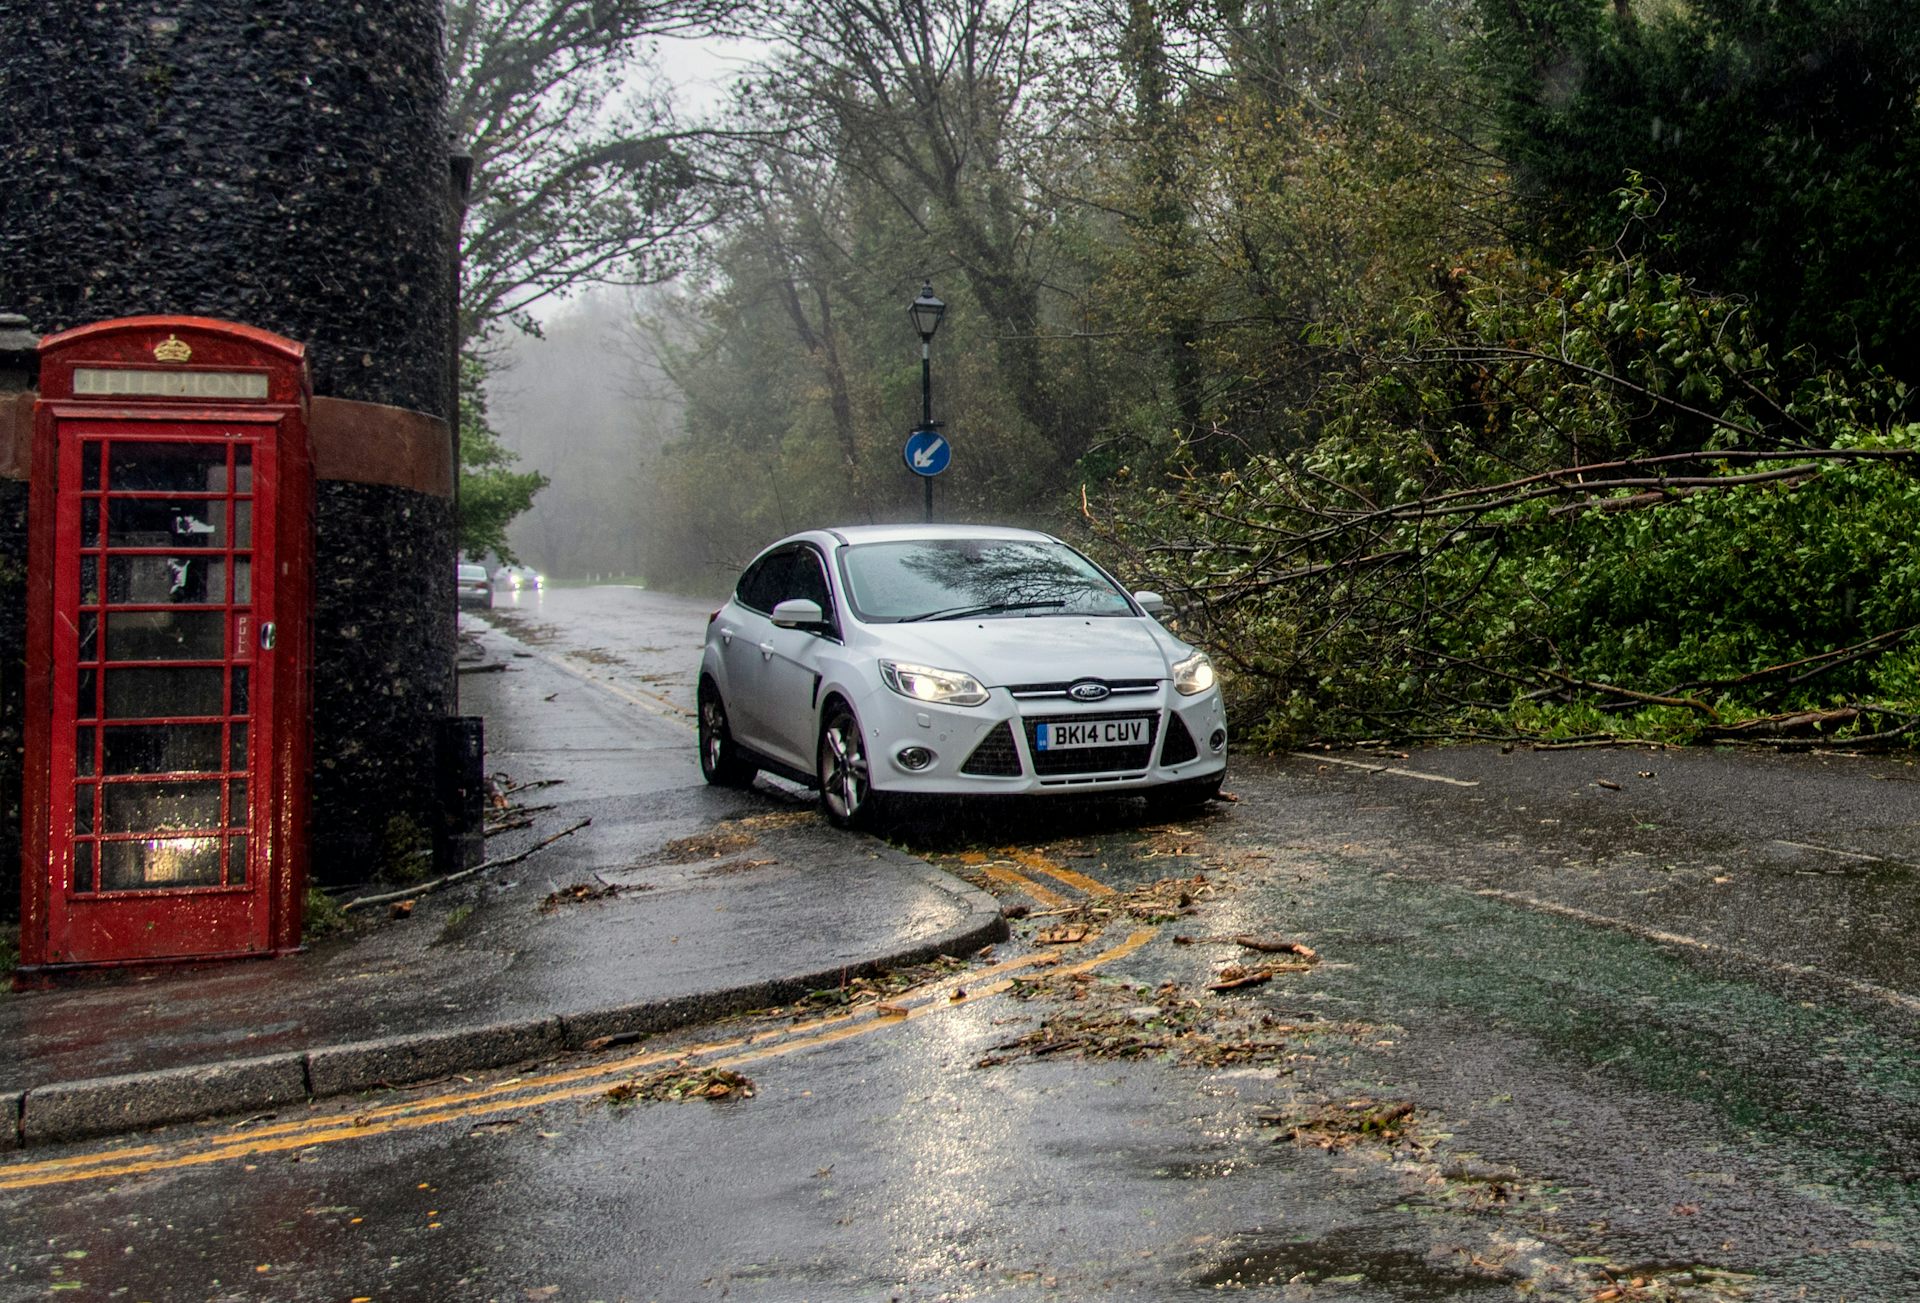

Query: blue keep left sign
left=904, top=429, right=952, bottom=477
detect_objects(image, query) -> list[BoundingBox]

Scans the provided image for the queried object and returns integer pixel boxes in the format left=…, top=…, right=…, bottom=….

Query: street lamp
left=909, top=282, right=946, bottom=522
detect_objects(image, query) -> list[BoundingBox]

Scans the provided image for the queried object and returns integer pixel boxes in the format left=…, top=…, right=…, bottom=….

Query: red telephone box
left=18, top=317, right=314, bottom=972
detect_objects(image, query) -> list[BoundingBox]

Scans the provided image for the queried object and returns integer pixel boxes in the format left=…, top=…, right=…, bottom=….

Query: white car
left=456, top=562, right=493, bottom=610
left=698, top=525, right=1227, bottom=828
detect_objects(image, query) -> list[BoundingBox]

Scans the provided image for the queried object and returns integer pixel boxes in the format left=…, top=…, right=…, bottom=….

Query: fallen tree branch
left=342, top=817, right=592, bottom=912
left=1538, top=669, right=1721, bottom=721
left=1703, top=708, right=1860, bottom=739
left=1754, top=720, right=1920, bottom=750
left=1734, top=708, right=1920, bottom=751
left=1545, top=465, right=1823, bottom=515
left=1666, top=625, right=1920, bottom=697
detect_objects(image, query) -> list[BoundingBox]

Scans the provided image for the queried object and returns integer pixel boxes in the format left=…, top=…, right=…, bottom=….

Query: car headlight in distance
left=879, top=660, right=989, bottom=707
left=1172, top=650, right=1216, bottom=696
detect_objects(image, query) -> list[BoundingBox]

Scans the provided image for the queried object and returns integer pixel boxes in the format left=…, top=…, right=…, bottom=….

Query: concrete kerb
left=558, top=919, right=1010, bottom=1046
left=305, top=1016, right=566, bottom=1098
left=21, top=1053, right=310, bottom=1147
left=8, top=870, right=1009, bottom=1149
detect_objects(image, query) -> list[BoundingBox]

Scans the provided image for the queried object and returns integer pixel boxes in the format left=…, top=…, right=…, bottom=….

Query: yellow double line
left=959, top=848, right=1117, bottom=908
left=0, top=919, right=1150, bottom=1191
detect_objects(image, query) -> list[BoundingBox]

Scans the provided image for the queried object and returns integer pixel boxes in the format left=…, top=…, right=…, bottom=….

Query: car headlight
left=1172, top=650, right=1216, bottom=696
left=879, top=660, right=989, bottom=707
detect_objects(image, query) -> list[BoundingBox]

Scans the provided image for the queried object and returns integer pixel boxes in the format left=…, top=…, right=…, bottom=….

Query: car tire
left=818, top=701, right=886, bottom=830
left=698, top=686, right=757, bottom=788
left=1143, top=772, right=1223, bottom=818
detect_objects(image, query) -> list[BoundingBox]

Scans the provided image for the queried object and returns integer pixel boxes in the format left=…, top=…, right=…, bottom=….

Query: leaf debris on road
left=978, top=972, right=1344, bottom=1069
left=606, top=1065, right=755, bottom=1104
left=1265, top=1097, right=1418, bottom=1150
left=795, top=955, right=969, bottom=1010
left=539, top=877, right=652, bottom=912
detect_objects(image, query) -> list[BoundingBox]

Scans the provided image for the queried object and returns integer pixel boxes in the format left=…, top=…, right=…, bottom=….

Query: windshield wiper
left=902, top=600, right=1068, bottom=622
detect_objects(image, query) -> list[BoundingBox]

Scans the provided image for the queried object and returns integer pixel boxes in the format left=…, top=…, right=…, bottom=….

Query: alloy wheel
left=698, top=688, right=755, bottom=787
left=819, top=707, right=872, bottom=826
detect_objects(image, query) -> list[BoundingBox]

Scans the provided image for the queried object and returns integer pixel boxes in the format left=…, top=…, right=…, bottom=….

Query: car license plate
left=1035, top=718, right=1146, bottom=751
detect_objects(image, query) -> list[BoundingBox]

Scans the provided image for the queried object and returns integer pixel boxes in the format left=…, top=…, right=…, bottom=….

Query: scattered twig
left=498, top=778, right=565, bottom=797
left=1234, top=936, right=1318, bottom=960
left=342, top=818, right=592, bottom=911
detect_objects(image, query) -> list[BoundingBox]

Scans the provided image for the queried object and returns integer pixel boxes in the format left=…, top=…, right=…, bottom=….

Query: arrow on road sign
left=903, top=428, right=952, bottom=477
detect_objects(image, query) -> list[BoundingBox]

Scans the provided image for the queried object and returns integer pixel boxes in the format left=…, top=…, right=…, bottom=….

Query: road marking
left=0, top=928, right=1153, bottom=1190
left=475, top=621, right=696, bottom=726
left=1771, top=839, right=1895, bottom=865
left=958, top=851, right=1070, bottom=908
left=1007, top=848, right=1116, bottom=897
left=1474, top=887, right=1920, bottom=1016
left=547, top=651, right=696, bottom=724
left=1294, top=753, right=1480, bottom=787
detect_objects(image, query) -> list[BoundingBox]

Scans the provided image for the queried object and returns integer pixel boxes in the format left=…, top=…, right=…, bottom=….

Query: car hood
left=865, top=616, right=1180, bottom=688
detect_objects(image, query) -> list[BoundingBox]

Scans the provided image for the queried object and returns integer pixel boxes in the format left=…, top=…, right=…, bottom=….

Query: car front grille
left=960, top=722, right=1024, bottom=777
left=1008, top=678, right=1160, bottom=701
left=1159, top=713, right=1198, bottom=765
left=1023, top=710, right=1159, bottom=775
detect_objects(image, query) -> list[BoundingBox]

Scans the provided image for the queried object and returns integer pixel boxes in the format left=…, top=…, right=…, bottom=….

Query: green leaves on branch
left=1089, top=232, right=1920, bottom=747
left=1484, top=0, right=1920, bottom=383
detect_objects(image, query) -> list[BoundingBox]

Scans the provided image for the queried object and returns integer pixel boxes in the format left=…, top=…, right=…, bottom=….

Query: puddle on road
left=1189, top=1229, right=1522, bottom=1296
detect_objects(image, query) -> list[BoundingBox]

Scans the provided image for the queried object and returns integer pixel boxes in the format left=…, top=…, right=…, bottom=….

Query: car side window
left=787, top=548, right=832, bottom=614
left=736, top=551, right=791, bottom=614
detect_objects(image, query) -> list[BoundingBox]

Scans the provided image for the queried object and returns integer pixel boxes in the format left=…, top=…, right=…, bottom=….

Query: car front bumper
left=855, top=680, right=1226, bottom=797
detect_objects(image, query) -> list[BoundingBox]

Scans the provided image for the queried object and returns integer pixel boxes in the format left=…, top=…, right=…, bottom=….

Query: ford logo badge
left=1068, top=681, right=1111, bottom=702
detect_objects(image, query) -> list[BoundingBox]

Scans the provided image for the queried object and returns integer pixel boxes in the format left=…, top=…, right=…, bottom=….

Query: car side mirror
left=771, top=598, right=827, bottom=629
left=1132, top=590, right=1167, bottom=617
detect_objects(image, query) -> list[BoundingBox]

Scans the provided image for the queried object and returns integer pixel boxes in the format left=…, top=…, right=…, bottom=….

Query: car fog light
left=1209, top=729, right=1227, bottom=752
left=897, top=746, right=936, bottom=771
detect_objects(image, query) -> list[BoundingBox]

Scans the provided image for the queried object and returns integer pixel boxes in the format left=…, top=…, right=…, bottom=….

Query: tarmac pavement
left=0, top=614, right=1006, bottom=1149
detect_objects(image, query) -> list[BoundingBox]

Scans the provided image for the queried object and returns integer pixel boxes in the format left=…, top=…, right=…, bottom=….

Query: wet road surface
left=3, top=588, right=1917, bottom=1301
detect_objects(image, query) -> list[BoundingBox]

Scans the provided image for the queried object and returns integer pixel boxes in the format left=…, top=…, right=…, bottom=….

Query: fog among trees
left=457, top=0, right=1920, bottom=748
left=486, top=288, right=682, bottom=580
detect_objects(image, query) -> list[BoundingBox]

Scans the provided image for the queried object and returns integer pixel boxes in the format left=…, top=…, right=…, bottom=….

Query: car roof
left=809, top=524, right=1061, bottom=548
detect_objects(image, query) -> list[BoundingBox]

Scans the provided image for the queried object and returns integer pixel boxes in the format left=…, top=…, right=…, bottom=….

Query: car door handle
left=758, top=641, right=776, bottom=661
left=719, top=626, right=735, bottom=646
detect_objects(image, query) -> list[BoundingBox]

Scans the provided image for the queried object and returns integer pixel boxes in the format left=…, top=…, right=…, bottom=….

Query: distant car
left=697, top=524, right=1227, bottom=829
left=457, top=563, right=493, bottom=609
left=496, top=564, right=543, bottom=591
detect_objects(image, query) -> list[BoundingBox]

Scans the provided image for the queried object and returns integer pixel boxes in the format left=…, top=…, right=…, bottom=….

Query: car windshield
left=839, top=538, right=1135, bottom=623
left=458, top=565, right=487, bottom=581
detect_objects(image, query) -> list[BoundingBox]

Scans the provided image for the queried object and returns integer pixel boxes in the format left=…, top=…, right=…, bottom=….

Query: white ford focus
left=697, top=525, right=1228, bottom=828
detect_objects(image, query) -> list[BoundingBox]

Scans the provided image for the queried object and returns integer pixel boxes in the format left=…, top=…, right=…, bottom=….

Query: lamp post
left=908, top=282, right=946, bottom=523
